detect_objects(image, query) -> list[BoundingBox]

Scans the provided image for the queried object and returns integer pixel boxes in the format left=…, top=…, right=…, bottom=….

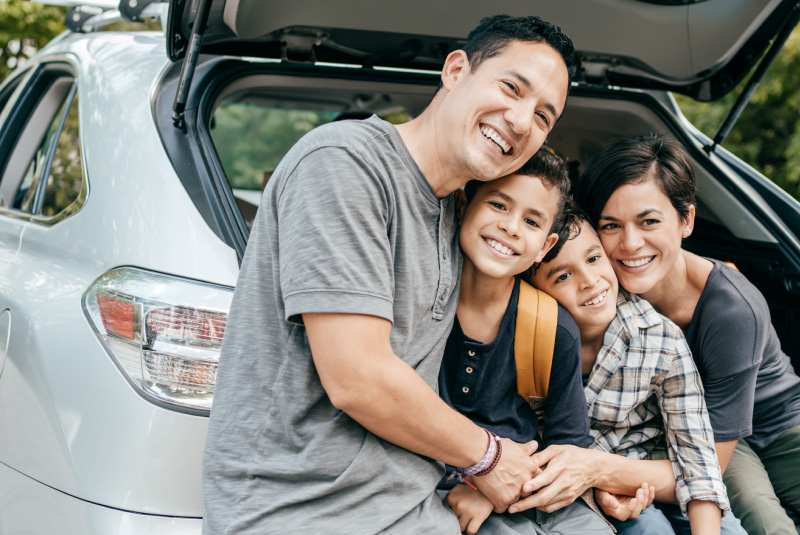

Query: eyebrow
left=545, top=244, right=601, bottom=280
left=599, top=208, right=663, bottom=221
left=505, top=70, right=561, bottom=121
left=489, top=190, right=549, bottom=223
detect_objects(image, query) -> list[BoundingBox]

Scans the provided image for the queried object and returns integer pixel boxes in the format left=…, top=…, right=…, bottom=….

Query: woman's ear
left=681, top=205, right=696, bottom=239
left=454, top=189, right=467, bottom=223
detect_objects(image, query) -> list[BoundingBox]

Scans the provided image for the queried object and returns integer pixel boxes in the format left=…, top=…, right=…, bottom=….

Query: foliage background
left=1, top=0, right=799, bottom=201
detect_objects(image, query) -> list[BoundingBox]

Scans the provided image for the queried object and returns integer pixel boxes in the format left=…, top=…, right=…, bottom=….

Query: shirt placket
left=432, top=195, right=455, bottom=320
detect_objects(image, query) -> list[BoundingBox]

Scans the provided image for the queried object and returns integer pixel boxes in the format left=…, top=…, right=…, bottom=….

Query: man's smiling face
left=439, top=40, right=569, bottom=184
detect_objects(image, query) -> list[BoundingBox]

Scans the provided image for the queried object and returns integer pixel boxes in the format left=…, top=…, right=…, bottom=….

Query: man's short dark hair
left=463, top=15, right=580, bottom=84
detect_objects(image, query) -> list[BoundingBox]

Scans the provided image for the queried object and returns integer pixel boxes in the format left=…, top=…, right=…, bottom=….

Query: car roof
left=165, top=0, right=799, bottom=101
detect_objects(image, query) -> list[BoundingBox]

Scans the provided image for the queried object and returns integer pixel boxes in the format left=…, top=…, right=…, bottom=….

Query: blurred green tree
left=675, top=26, right=800, bottom=201
left=0, top=0, right=67, bottom=80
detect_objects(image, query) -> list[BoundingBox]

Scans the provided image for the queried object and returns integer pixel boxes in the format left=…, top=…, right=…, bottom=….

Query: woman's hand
left=594, top=483, right=656, bottom=521
left=508, top=444, right=598, bottom=513
left=444, top=484, right=496, bottom=535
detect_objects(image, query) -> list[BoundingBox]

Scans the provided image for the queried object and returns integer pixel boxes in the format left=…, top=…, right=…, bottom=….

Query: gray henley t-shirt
left=202, top=116, right=462, bottom=534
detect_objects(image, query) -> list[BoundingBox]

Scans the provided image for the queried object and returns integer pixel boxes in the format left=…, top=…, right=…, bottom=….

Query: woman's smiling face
left=596, top=177, right=694, bottom=296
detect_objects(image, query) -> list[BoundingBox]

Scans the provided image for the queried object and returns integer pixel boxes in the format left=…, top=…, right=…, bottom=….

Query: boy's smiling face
left=531, top=220, right=618, bottom=333
left=459, top=173, right=559, bottom=281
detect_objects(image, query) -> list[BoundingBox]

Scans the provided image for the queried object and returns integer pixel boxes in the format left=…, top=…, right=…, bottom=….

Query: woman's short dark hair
left=574, top=135, right=697, bottom=227
left=463, top=15, right=580, bottom=84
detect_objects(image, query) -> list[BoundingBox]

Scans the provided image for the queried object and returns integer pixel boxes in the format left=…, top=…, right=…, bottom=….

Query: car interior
left=204, top=70, right=800, bottom=369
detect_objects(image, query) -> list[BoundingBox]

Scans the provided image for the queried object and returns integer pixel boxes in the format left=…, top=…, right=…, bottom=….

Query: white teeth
left=582, top=290, right=607, bottom=307
left=480, top=125, right=511, bottom=154
left=620, top=256, right=655, bottom=268
left=487, top=239, right=516, bottom=256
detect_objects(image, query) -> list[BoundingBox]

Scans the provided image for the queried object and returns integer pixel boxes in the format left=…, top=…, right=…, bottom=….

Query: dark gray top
left=686, top=259, right=800, bottom=449
left=439, top=276, right=592, bottom=451
left=202, top=116, right=462, bottom=534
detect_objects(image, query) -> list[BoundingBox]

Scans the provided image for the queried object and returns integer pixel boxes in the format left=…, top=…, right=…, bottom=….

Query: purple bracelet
left=448, top=429, right=502, bottom=487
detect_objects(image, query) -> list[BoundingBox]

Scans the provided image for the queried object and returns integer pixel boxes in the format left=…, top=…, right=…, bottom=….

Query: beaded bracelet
left=448, top=429, right=502, bottom=489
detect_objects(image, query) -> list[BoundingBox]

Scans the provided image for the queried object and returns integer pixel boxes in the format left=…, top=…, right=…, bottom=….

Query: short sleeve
left=541, top=307, right=593, bottom=448
left=691, top=289, right=761, bottom=441
left=277, top=146, right=395, bottom=324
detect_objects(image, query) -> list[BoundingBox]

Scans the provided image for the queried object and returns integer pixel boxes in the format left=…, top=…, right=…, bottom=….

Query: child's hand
left=444, top=484, right=495, bottom=535
left=594, top=482, right=655, bottom=521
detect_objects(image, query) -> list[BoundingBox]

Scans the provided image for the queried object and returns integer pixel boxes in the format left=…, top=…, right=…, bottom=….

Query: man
left=202, top=14, right=578, bottom=535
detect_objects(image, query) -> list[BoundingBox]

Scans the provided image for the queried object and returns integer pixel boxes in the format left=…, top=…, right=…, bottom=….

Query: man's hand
left=508, top=444, right=597, bottom=513
left=444, top=484, right=495, bottom=535
left=594, top=483, right=655, bottom=521
left=472, top=439, right=541, bottom=511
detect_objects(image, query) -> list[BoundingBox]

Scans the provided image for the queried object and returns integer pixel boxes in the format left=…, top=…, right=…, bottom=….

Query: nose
left=499, top=213, right=520, bottom=237
left=577, top=266, right=600, bottom=290
left=620, top=226, right=645, bottom=252
left=504, top=100, right=534, bottom=136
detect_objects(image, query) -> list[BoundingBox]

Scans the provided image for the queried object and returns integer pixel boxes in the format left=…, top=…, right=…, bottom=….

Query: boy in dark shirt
left=438, top=148, right=612, bottom=535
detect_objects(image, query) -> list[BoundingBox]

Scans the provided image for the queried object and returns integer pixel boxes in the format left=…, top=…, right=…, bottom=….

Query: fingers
left=457, top=513, right=469, bottom=533
left=466, top=516, right=483, bottom=535
left=529, top=444, right=560, bottom=468
left=595, top=488, right=620, bottom=512
left=522, top=465, right=559, bottom=495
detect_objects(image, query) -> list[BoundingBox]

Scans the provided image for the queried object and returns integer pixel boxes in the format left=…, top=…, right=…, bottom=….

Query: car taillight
left=83, top=267, right=233, bottom=414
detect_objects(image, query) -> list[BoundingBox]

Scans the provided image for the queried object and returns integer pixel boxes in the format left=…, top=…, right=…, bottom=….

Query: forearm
left=687, top=500, right=722, bottom=535
left=592, top=453, right=677, bottom=503
left=332, top=346, right=488, bottom=467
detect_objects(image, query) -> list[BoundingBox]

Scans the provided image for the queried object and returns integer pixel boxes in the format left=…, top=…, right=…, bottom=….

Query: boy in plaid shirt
left=528, top=213, right=737, bottom=535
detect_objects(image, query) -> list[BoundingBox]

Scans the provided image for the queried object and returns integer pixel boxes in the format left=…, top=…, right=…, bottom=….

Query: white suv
left=0, top=0, right=799, bottom=532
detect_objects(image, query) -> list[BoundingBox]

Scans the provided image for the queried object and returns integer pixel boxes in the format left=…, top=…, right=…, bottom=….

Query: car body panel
left=0, top=32, right=237, bottom=518
left=0, top=462, right=202, bottom=533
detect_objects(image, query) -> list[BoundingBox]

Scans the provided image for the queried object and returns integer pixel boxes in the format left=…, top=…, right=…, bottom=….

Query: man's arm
left=304, top=312, right=541, bottom=509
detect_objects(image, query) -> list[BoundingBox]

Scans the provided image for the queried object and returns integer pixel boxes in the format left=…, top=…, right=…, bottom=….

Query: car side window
left=15, top=91, right=73, bottom=212
left=0, top=70, right=83, bottom=222
left=40, top=91, right=83, bottom=218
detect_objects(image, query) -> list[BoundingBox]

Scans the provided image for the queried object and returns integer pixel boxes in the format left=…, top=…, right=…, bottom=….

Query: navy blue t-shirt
left=438, top=277, right=592, bottom=454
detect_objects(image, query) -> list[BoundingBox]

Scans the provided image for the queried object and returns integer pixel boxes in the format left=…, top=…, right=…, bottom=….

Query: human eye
left=488, top=201, right=505, bottom=210
left=598, top=222, right=619, bottom=232
left=554, top=272, right=570, bottom=284
left=535, top=111, right=550, bottom=127
left=587, top=254, right=600, bottom=264
left=642, top=218, right=660, bottom=227
left=524, top=217, right=541, bottom=229
left=502, top=80, right=519, bottom=96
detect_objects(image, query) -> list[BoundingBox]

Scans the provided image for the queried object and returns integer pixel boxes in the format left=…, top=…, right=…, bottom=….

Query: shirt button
left=462, top=386, right=470, bottom=394
left=466, top=367, right=474, bottom=374
left=468, top=350, right=475, bottom=356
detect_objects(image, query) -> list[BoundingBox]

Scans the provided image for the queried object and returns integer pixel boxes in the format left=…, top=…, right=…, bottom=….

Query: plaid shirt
left=586, top=291, right=730, bottom=515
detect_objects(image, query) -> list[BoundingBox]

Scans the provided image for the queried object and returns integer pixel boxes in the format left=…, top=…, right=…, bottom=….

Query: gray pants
left=473, top=498, right=613, bottom=535
left=724, top=424, right=800, bottom=535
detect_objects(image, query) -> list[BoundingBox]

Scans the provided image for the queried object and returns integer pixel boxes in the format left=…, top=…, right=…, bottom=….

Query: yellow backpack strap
left=514, top=279, right=559, bottom=400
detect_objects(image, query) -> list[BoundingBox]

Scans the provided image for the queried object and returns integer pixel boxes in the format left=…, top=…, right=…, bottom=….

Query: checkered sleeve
left=658, top=329, right=730, bottom=516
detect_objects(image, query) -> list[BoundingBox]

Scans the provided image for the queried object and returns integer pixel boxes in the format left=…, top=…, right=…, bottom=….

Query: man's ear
left=535, top=233, right=560, bottom=263
left=441, top=50, right=469, bottom=92
left=454, top=189, right=467, bottom=223
left=681, top=205, right=696, bottom=239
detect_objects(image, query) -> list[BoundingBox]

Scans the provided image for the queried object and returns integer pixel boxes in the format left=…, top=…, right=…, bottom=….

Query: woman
left=574, top=135, right=800, bottom=535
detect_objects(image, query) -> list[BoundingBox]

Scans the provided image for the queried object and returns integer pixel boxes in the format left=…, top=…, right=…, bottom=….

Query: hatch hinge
left=704, top=3, right=800, bottom=155
left=278, top=28, right=329, bottom=64
left=171, top=0, right=213, bottom=131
